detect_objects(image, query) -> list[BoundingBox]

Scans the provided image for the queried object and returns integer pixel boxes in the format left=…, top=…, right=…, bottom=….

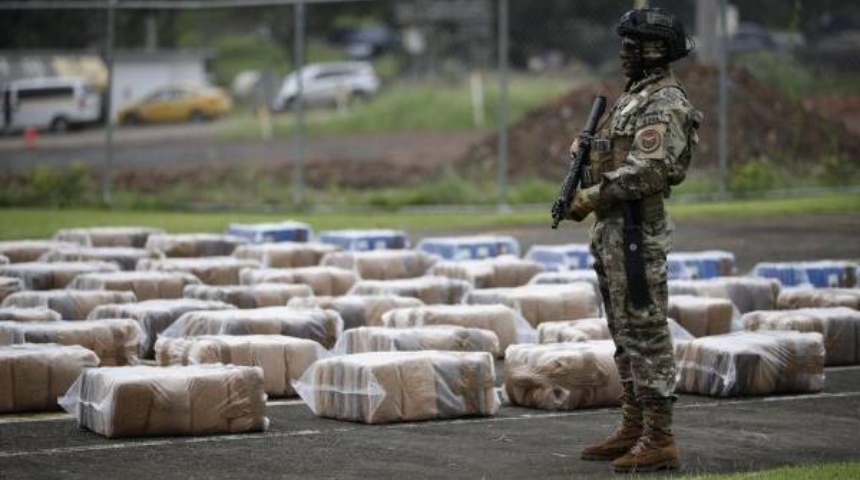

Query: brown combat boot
left=581, top=382, right=642, bottom=461
left=611, top=401, right=680, bottom=473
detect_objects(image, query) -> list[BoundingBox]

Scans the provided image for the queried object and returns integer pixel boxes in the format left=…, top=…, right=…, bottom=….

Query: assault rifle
left=550, top=95, right=607, bottom=229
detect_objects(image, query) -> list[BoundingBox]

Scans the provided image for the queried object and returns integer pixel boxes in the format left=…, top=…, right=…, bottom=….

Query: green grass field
left=679, top=462, right=860, bottom=480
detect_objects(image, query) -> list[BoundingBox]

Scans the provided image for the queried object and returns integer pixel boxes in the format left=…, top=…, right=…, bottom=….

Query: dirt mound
left=455, top=65, right=860, bottom=181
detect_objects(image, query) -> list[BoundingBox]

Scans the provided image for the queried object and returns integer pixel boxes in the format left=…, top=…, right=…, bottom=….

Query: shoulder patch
left=635, top=123, right=667, bottom=159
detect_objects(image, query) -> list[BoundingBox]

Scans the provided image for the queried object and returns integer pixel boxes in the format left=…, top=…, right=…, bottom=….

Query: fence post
left=496, top=0, right=509, bottom=210
left=292, top=0, right=306, bottom=207
left=102, top=0, right=117, bottom=206
left=717, top=0, right=729, bottom=198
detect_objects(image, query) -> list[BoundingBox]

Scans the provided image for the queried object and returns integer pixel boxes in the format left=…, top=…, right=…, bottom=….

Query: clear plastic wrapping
left=318, top=229, right=409, bottom=251
left=668, top=295, right=737, bottom=337
left=0, top=240, right=78, bottom=263
left=332, top=325, right=500, bottom=356
left=415, top=235, right=520, bottom=259
left=348, top=276, right=473, bottom=305
left=155, top=335, right=325, bottom=398
left=428, top=255, right=544, bottom=289
left=2, top=289, right=137, bottom=320
left=524, top=244, right=594, bottom=271
left=39, top=246, right=157, bottom=271
left=68, top=270, right=202, bottom=301
left=777, top=287, right=860, bottom=310
left=240, top=266, right=358, bottom=296
left=233, top=242, right=340, bottom=268
left=321, top=250, right=439, bottom=280
left=161, top=307, right=344, bottom=349
left=1, top=344, right=100, bottom=413
left=295, top=350, right=498, bottom=424
left=53, top=226, right=164, bottom=248
left=667, top=250, right=737, bottom=279
left=537, top=318, right=611, bottom=344
left=287, top=295, right=424, bottom=329
left=504, top=341, right=621, bottom=410
left=752, top=261, right=857, bottom=288
left=144, top=233, right=248, bottom=258
left=88, top=299, right=237, bottom=359
left=465, top=283, right=602, bottom=328
left=674, top=331, right=825, bottom=397
left=0, top=319, right=144, bottom=366
left=0, top=254, right=8, bottom=265
left=381, top=304, right=535, bottom=357
left=668, top=277, right=781, bottom=314
left=137, top=257, right=261, bottom=286
left=227, top=221, right=312, bottom=243
left=183, top=283, right=313, bottom=309
left=0, top=261, right=120, bottom=290
left=0, top=276, right=24, bottom=303
left=59, top=364, right=269, bottom=438
left=0, top=307, right=61, bottom=323
left=743, top=307, right=860, bottom=366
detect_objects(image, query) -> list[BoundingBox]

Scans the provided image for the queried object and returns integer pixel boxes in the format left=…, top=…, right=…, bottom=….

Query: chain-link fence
left=1, top=0, right=858, bottom=210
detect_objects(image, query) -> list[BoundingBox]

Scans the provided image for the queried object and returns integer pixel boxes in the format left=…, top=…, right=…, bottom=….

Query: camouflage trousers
left=590, top=215, right=676, bottom=431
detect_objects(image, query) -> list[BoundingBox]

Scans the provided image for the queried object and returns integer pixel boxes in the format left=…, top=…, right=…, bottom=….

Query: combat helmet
left=616, top=8, right=692, bottom=63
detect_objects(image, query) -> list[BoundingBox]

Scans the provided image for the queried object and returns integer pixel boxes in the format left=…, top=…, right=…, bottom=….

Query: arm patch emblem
left=635, top=123, right=666, bottom=159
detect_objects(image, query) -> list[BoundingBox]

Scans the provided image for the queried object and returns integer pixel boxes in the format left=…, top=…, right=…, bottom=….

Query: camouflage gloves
left=567, top=185, right=601, bottom=222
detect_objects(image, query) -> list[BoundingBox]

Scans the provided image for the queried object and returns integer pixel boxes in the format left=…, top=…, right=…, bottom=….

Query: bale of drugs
left=287, top=295, right=424, bottom=329
left=240, top=266, right=358, bottom=296
left=0, top=307, right=61, bottom=323
left=751, top=261, right=857, bottom=288
left=183, top=283, right=313, bottom=309
left=0, top=261, right=120, bottom=290
left=743, top=307, right=860, bottom=365
left=0, top=276, right=24, bottom=303
left=504, top=341, right=621, bottom=410
left=233, top=242, right=340, bottom=268
left=669, top=277, right=781, bottom=314
left=0, top=344, right=100, bottom=413
left=39, top=246, right=157, bottom=271
left=0, top=255, right=8, bottom=265
left=59, top=364, right=269, bottom=438
left=137, top=257, right=260, bottom=285
left=53, top=226, right=164, bottom=248
left=155, top=335, right=325, bottom=398
left=667, top=295, right=735, bottom=337
left=537, top=318, right=612, bottom=344
left=777, top=287, right=860, bottom=310
left=429, top=256, right=544, bottom=288
left=0, top=240, right=78, bottom=263
left=0, top=319, right=143, bottom=366
left=295, top=351, right=497, bottom=424
left=349, top=276, right=472, bottom=305
left=321, top=250, right=439, bottom=280
left=333, top=326, right=499, bottom=356
left=68, top=271, right=202, bottom=301
left=465, top=283, right=601, bottom=328
left=145, top=233, right=248, bottom=257
left=2, top=290, right=137, bottom=320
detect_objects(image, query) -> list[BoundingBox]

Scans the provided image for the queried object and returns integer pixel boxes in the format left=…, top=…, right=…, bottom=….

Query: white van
left=1, top=77, right=102, bottom=133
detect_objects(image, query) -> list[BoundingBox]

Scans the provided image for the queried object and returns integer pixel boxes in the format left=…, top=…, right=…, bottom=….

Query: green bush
left=728, top=158, right=787, bottom=195
left=507, top=177, right=557, bottom=204
left=30, top=163, right=93, bottom=207
left=814, top=155, right=859, bottom=187
left=735, top=51, right=812, bottom=101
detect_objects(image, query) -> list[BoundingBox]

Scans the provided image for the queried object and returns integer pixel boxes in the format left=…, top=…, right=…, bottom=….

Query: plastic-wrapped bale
left=429, top=256, right=544, bottom=289
left=525, top=244, right=594, bottom=271
left=240, top=266, right=358, bottom=296
left=674, top=331, right=825, bottom=397
left=0, top=276, right=24, bottom=303
left=752, top=261, right=857, bottom=288
left=233, top=242, right=340, bottom=268
left=0, top=344, right=100, bottom=413
left=668, top=250, right=736, bottom=279
left=537, top=318, right=611, bottom=344
left=138, top=257, right=260, bottom=286
left=39, top=246, right=157, bottom=271
left=381, top=304, right=534, bottom=357
left=88, top=299, right=236, bottom=359
left=0, top=319, right=143, bottom=366
left=333, top=326, right=500, bottom=356
left=53, top=226, right=164, bottom=248
left=145, top=233, right=248, bottom=258
left=466, top=283, right=601, bottom=328
left=318, top=229, right=409, bottom=251
left=0, top=307, right=61, bottom=322
left=0, top=254, right=8, bottom=265
left=0, top=261, right=120, bottom=290
left=743, top=308, right=860, bottom=365
left=295, top=351, right=497, bottom=424
left=67, top=271, right=202, bottom=301
left=2, top=290, right=137, bottom=320
left=321, top=250, right=439, bottom=280
left=287, top=295, right=424, bottom=329
left=183, top=283, right=313, bottom=309
left=349, top=276, right=472, bottom=305
left=777, top=287, right=860, bottom=310
left=0, top=240, right=78, bottom=263
left=528, top=270, right=601, bottom=297
left=415, top=235, right=520, bottom=260
left=504, top=341, right=621, bottom=410
left=667, top=295, right=736, bottom=338
left=155, top=335, right=325, bottom=398
left=161, top=307, right=343, bottom=349
left=668, top=277, right=781, bottom=314
left=227, top=221, right=313, bottom=243
left=59, top=365, right=268, bottom=438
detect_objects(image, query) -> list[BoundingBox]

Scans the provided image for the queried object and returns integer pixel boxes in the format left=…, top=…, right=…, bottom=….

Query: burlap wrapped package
left=183, top=283, right=313, bottom=309
left=333, top=326, right=500, bottom=356
left=777, top=287, right=860, bottom=310
left=349, top=276, right=472, bottom=305
left=465, top=283, right=601, bottom=328
left=0, top=240, right=78, bottom=263
left=0, top=307, right=61, bottom=322
left=144, top=233, right=248, bottom=258
left=155, top=335, right=325, bottom=398
left=537, top=318, right=612, bottom=344
left=0, top=319, right=143, bottom=366
left=161, top=307, right=343, bottom=349
left=295, top=351, right=497, bottom=424
left=743, top=307, right=860, bottom=365
left=68, top=271, right=202, bottom=301
left=233, top=242, right=340, bottom=268
left=2, top=289, right=137, bottom=320
left=39, top=246, right=157, bottom=271
left=667, top=295, right=735, bottom=337
left=0, top=261, right=120, bottom=290
left=504, top=341, right=621, bottom=410
left=137, top=257, right=261, bottom=285
left=429, top=256, right=544, bottom=289
left=381, top=304, right=534, bottom=357
left=287, top=295, right=424, bottom=329
left=674, top=331, right=825, bottom=397
left=0, top=344, right=100, bottom=413
left=241, top=266, right=358, bottom=296
left=321, top=250, right=439, bottom=280
left=59, top=365, right=269, bottom=438
left=53, top=226, right=164, bottom=248
left=0, top=276, right=24, bottom=302
left=669, top=277, right=781, bottom=314
left=88, top=299, right=236, bottom=359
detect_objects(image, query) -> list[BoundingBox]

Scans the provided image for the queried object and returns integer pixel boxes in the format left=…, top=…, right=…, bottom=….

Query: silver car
left=271, top=62, right=381, bottom=111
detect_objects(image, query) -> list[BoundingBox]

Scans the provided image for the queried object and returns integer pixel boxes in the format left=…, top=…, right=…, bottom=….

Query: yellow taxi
left=118, top=85, right=232, bottom=125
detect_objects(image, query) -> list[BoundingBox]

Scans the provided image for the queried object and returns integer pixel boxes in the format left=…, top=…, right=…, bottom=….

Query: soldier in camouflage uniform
left=565, top=8, right=702, bottom=473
